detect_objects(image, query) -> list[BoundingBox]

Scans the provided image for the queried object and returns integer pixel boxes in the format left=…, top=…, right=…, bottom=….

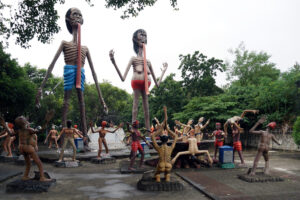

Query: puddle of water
left=52, top=173, right=131, bottom=180
left=273, top=167, right=296, bottom=175
left=105, top=179, right=121, bottom=185
left=77, top=179, right=143, bottom=199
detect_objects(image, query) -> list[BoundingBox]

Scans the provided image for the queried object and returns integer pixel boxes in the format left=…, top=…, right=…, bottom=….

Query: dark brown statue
left=0, top=116, right=51, bottom=181
left=109, top=29, right=167, bottom=130
left=36, top=8, right=107, bottom=141
left=249, top=116, right=281, bottom=175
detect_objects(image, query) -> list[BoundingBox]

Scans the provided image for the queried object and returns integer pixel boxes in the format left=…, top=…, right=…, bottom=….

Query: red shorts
left=233, top=141, right=242, bottom=151
left=131, top=80, right=151, bottom=90
left=215, top=141, right=223, bottom=147
left=131, top=141, right=143, bottom=152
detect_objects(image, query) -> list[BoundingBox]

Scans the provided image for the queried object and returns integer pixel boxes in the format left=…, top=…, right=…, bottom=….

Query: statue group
left=0, top=7, right=282, bottom=192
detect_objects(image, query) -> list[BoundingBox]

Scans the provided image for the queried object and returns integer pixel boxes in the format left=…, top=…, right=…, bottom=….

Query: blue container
left=74, top=138, right=84, bottom=151
left=219, top=145, right=233, bottom=164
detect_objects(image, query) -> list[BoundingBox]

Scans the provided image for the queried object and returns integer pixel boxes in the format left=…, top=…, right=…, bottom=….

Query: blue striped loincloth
left=63, top=65, right=85, bottom=91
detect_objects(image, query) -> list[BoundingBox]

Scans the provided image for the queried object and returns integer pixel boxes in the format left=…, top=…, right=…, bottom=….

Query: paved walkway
left=0, top=147, right=299, bottom=200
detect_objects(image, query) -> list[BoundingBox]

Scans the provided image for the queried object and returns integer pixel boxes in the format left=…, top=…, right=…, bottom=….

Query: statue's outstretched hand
left=109, top=50, right=115, bottom=60
left=258, top=116, right=267, bottom=124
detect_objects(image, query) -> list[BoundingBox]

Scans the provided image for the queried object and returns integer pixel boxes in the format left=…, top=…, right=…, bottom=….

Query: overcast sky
left=5, top=0, right=300, bottom=93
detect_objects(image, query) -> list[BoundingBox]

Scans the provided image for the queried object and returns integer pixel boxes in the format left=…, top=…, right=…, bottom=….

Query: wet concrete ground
left=0, top=147, right=299, bottom=200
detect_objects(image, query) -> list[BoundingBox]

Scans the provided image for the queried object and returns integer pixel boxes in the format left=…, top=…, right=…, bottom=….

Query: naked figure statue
left=151, top=106, right=178, bottom=182
left=249, top=116, right=281, bottom=175
left=35, top=8, right=108, bottom=143
left=109, top=29, right=168, bottom=130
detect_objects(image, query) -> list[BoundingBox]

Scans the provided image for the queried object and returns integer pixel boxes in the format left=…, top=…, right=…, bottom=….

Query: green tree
left=179, top=51, right=225, bottom=98
left=105, top=0, right=178, bottom=19
left=292, top=116, right=300, bottom=146
left=0, top=0, right=92, bottom=48
left=68, top=81, right=132, bottom=128
left=227, top=43, right=280, bottom=86
left=1, top=0, right=178, bottom=47
left=0, top=44, right=36, bottom=121
left=149, top=73, right=186, bottom=127
left=173, top=93, right=242, bottom=129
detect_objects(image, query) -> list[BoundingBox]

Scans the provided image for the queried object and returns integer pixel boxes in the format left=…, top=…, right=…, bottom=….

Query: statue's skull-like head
left=65, top=8, right=83, bottom=34
left=14, top=116, right=27, bottom=130
left=198, top=117, right=204, bottom=123
left=132, top=29, right=147, bottom=54
left=216, top=122, right=221, bottom=130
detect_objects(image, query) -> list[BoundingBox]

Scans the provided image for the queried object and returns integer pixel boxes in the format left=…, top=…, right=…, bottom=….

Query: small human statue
left=224, top=110, right=259, bottom=136
left=73, top=124, right=83, bottom=139
left=126, top=120, right=152, bottom=171
left=224, top=110, right=259, bottom=165
left=36, top=8, right=108, bottom=143
left=58, top=120, right=83, bottom=162
left=89, top=121, right=123, bottom=159
left=174, top=125, right=182, bottom=138
left=175, top=119, right=193, bottom=142
left=44, top=125, right=59, bottom=149
left=249, top=116, right=281, bottom=175
left=109, top=29, right=168, bottom=130
left=172, top=128, right=213, bottom=166
left=0, top=116, right=51, bottom=181
left=194, top=117, right=210, bottom=142
left=208, top=122, right=225, bottom=160
left=0, top=122, right=15, bottom=157
left=151, top=106, right=178, bottom=182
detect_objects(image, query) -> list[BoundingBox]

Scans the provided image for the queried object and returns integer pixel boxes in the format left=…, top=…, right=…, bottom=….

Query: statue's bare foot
left=7, top=154, right=13, bottom=157
left=57, top=159, right=63, bottom=162
left=264, top=169, right=270, bottom=175
left=208, top=160, right=213, bottom=167
left=21, top=176, right=31, bottom=181
left=128, top=167, right=136, bottom=171
left=249, top=171, right=256, bottom=176
left=96, top=156, right=102, bottom=160
left=40, top=177, right=52, bottom=182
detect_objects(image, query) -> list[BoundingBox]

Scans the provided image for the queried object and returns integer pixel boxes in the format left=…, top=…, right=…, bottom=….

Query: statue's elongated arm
left=167, top=128, right=178, bottom=150
left=87, top=49, right=108, bottom=114
left=201, top=119, right=210, bottom=130
left=36, top=41, right=64, bottom=106
left=175, top=120, right=189, bottom=128
left=272, top=135, right=281, bottom=145
left=151, top=129, right=161, bottom=151
left=240, top=110, right=259, bottom=118
left=109, top=50, right=132, bottom=82
left=149, top=62, right=168, bottom=87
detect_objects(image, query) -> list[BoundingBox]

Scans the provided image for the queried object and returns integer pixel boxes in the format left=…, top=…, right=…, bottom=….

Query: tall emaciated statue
left=36, top=8, right=107, bottom=141
left=109, top=29, right=168, bottom=130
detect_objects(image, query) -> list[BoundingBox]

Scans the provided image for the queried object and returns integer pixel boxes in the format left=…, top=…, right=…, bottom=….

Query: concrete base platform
left=91, top=157, right=116, bottom=164
left=0, top=155, right=18, bottom=163
left=238, top=172, right=284, bottom=183
left=0, top=170, right=22, bottom=183
left=120, top=160, right=153, bottom=174
left=54, top=160, right=80, bottom=168
left=14, top=155, right=35, bottom=165
left=6, top=172, right=56, bottom=193
left=137, top=172, right=184, bottom=191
